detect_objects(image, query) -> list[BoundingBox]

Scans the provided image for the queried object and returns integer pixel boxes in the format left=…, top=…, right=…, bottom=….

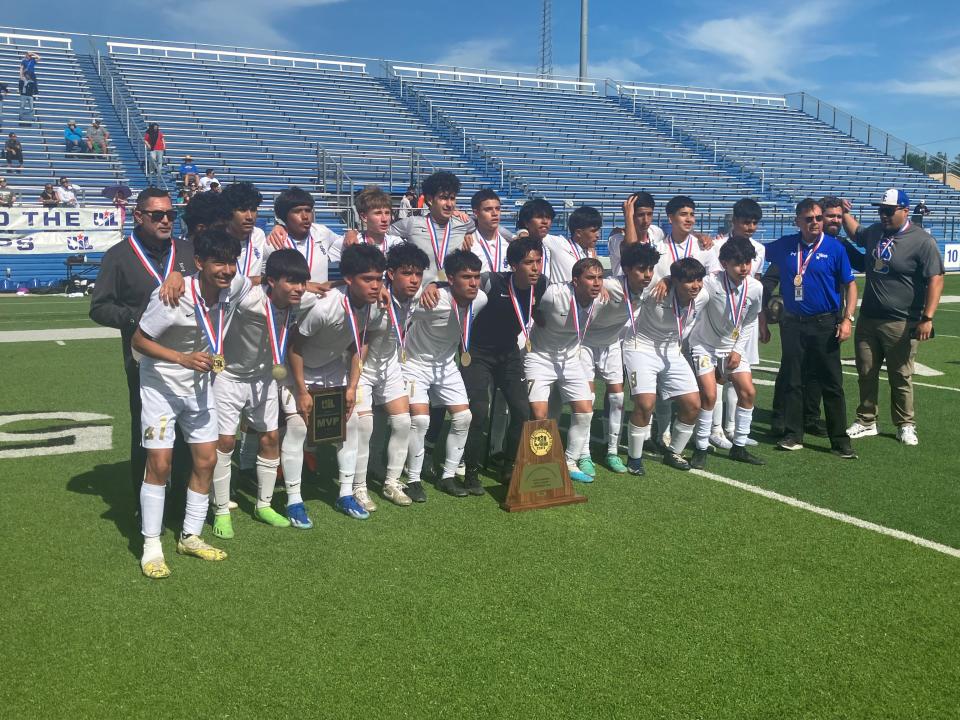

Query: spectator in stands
left=399, top=186, right=416, bottom=218
left=912, top=199, right=930, bottom=227
left=0, top=177, right=13, bottom=207
left=64, top=120, right=88, bottom=155
left=0, top=82, right=8, bottom=133
left=5, top=133, right=23, bottom=173
left=40, top=184, right=58, bottom=208
left=56, top=177, right=81, bottom=207
left=18, top=52, right=39, bottom=124
left=841, top=189, right=944, bottom=447
left=86, top=119, right=110, bottom=156
left=143, top=123, right=165, bottom=178
left=20, top=51, right=40, bottom=88
left=199, top=169, right=218, bottom=192
left=178, top=155, right=199, bottom=187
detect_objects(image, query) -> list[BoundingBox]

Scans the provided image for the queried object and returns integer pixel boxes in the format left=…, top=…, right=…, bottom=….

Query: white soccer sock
left=238, top=429, right=259, bottom=471
left=212, top=449, right=233, bottom=516
left=734, top=405, right=754, bottom=447
left=724, top=382, right=738, bottom=435
left=655, top=397, right=672, bottom=442
left=140, top=482, right=166, bottom=539
left=442, top=410, right=472, bottom=478
left=336, top=412, right=361, bottom=498
left=606, top=392, right=625, bottom=455
left=712, top=392, right=724, bottom=432
left=627, top=422, right=650, bottom=459
left=669, top=420, right=695, bottom=455
left=385, top=412, right=411, bottom=483
left=280, top=414, right=307, bottom=493
left=141, top=535, right=163, bottom=565
left=256, top=455, right=280, bottom=509
left=565, top=412, right=593, bottom=464
left=182, top=489, right=209, bottom=537
left=695, top=408, right=714, bottom=451
left=406, top=413, right=430, bottom=483
left=352, top=413, right=374, bottom=493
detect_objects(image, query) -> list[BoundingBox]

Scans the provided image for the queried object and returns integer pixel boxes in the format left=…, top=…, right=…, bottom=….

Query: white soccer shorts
left=689, top=343, right=752, bottom=378
left=623, top=343, right=699, bottom=400
left=579, top=340, right=624, bottom=385
left=214, top=374, right=279, bottom=435
left=401, top=357, right=468, bottom=407
left=140, top=384, right=218, bottom=448
left=357, top=354, right=407, bottom=413
left=742, top=319, right=760, bottom=366
left=524, top=350, right=593, bottom=403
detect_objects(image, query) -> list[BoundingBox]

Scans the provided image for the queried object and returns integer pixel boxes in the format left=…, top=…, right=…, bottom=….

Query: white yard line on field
left=0, top=327, right=119, bottom=343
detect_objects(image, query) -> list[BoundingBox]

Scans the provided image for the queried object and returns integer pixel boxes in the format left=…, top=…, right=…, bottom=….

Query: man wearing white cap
left=841, top=189, right=944, bottom=445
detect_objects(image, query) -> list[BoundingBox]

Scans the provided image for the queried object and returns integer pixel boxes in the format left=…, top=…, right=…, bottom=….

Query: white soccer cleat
left=354, top=488, right=378, bottom=512
left=897, top=424, right=919, bottom=446
left=709, top=430, right=733, bottom=450
left=846, top=421, right=878, bottom=439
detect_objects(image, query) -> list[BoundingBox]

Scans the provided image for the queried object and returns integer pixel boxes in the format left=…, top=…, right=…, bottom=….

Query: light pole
left=578, top=0, right=588, bottom=87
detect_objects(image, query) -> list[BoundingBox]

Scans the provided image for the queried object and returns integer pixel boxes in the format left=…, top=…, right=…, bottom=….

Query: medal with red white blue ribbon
left=426, top=218, right=451, bottom=280
left=508, top=276, right=534, bottom=351
left=192, top=276, right=225, bottom=373
left=476, top=229, right=502, bottom=271
left=265, top=294, right=291, bottom=380
left=667, top=235, right=693, bottom=263
left=287, top=231, right=314, bottom=275
left=363, top=232, right=388, bottom=256
left=722, top=272, right=748, bottom=340
left=672, top=291, right=694, bottom=346
left=570, top=286, right=596, bottom=356
left=240, top=236, right=255, bottom=277
left=387, top=286, right=409, bottom=363
left=454, top=293, right=475, bottom=366
left=343, top=294, right=369, bottom=374
left=874, top=220, right=909, bottom=271
left=128, top=232, right=175, bottom=286
left=622, top=277, right=638, bottom=337
left=795, top=233, right=824, bottom=287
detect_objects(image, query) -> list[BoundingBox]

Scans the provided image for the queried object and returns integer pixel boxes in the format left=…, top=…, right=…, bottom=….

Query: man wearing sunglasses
left=763, top=198, right=858, bottom=459
left=90, top=188, right=193, bottom=500
left=840, top=189, right=944, bottom=446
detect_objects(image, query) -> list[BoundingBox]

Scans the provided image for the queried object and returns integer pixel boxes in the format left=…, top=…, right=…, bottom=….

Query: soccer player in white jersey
left=402, top=249, right=487, bottom=498
left=131, top=228, right=250, bottom=579
left=526, top=257, right=604, bottom=484
left=515, top=199, right=562, bottom=283
left=209, top=249, right=311, bottom=539
left=287, top=244, right=384, bottom=520
left=467, top=188, right=514, bottom=273
left=623, top=257, right=709, bottom=474
left=687, top=237, right=766, bottom=469
left=389, top=171, right=475, bottom=285
left=709, top=198, right=769, bottom=450
left=353, top=242, right=430, bottom=507
left=608, top=191, right=665, bottom=276
left=529, top=202, right=600, bottom=284
left=263, top=186, right=344, bottom=290
left=354, top=185, right=405, bottom=256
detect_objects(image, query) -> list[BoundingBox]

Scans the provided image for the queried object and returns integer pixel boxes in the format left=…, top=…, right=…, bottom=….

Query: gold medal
left=874, top=257, right=885, bottom=271
left=461, top=351, right=472, bottom=367
left=212, top=354, right=225, bottom=373
left=271, top=364, right=287, bottom=381
left=732, top=327, right=740, bottom=340
left=525, top=339, right=532, bottom=352
left=400, top=349, right=407, bottom=363
left=793, top=275, right=803, bottom=287
left=437, top=269, right=447, bottom=282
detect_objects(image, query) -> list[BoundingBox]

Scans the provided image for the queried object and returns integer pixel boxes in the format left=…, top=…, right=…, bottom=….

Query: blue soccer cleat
left=627, top=456, right=645, bottom=476
left=287, top=502, right=314, bottom=529
left=335, top=495, right=370, bottom=520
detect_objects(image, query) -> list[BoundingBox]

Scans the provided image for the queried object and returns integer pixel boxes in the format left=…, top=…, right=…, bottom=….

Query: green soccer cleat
left=577, top=457, right=597, bottom=477
left=254, top=506, right=292, bottom=528
left=605, top=454, right=628, bottom=474
left=212, top=513, right=234, bottom=539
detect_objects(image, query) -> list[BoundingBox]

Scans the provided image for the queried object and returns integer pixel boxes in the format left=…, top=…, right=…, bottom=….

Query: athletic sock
left=352, top=413, right=374, bottom=493
left=182, top=489, right=209, bottom=537
left=712, top=391, right=724, bottom=432
left=255, top=455, right=280, bottom=510
left=406, top=413, right=430, bottom=483
left=442, top=410, right=472, bottom=478
left=695, top=408, right=714, bottom=451
left=336, top=412, right=361, bottom=499
left=385, top=412, right=411, bottom=483
left=627, top=422, right=650, bottom=459
left=606, top=392, right=625, bottom=455
left=280, top=413, right=307, bottom=492
left=141, top=535, right=163, bottom=564
left=669, top=420, right=695, bottom=455
left=140, top=482, right=166, bottom=539
left=211, top=449, right=233, bottom=516
left=724, top=382, right=738, bottom=435
left=734, top=405, right=754, bottom=447
left=565, top=412, right=593, bottom=464
left=238, top=429, right=258, bottom=471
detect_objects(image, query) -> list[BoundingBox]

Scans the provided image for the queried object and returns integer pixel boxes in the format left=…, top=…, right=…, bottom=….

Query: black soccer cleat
left=729, top=445, right=766, bottom=465
left=438, top=475, right=469, bottom=497
left=627, top=456, right=645, bottom=476
left=690, top=448, right=709, bottom=470
left=662, top=452, right=691, bottom=471
left=464, top=470, right=485, bottom=496
left=404, top=481, right=427, bottom=503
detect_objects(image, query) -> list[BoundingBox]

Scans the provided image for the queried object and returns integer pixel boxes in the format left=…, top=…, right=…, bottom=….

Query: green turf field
left=2, top=278, right=960, bottom=718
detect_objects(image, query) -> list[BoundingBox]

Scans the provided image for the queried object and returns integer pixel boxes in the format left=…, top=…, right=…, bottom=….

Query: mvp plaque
left=501, top=419, right=587, bottom=512
left=308, top=386, right=347, bottom=444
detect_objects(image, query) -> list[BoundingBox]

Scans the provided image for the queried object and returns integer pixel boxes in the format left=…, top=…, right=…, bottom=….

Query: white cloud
left=887, top=49, right=960, bottom=98
left=430, top=39, right=527, bottom=72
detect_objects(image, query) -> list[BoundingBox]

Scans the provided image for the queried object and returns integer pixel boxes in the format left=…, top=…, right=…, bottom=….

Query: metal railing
left=315, top=146, right=434, bottom=195
left=0, top=29, right=72, bottom=49
left=613, top=82, right=785, bottom=106
left=390, top=62, right=596, bottom=92
left=106, top=41, right=366, bottom=73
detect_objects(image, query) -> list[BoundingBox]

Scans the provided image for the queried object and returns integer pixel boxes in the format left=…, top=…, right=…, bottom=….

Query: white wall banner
left=0, top=207, right=123, bottom=255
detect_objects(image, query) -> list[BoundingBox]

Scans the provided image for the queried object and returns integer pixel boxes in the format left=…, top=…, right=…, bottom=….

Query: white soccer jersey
left=688, top=271, right=763, bottom=356
left=389, top=215, right=476, bottom=284
left=295, top=287, right=373, bottom=372
left=262, top=223, right=344, bottom=284
left=403, top=287, right=488, bottom=365
left=530, top=282, right=598, bottom=357
left=138, top=273, right=251, bottom=397
left=625, top=285, right=708, bottom=349
left=583, top=278, right=630, bottom=347
left=365, top=292, right=415, bottom=364
left=652, top=234, right=720, bottom=283
left=542, top=233, right=593, bottom=284
left=608, top=225, right=666, bottom=276
left=360, top=232, right=405, bottom=258
left=713, top=234, right=766, bottom=277
left=220, top=284, right=301, bottom=382
left=237, top=226, right=268, bottom=278
left=470, top=227, right=515, bottom=273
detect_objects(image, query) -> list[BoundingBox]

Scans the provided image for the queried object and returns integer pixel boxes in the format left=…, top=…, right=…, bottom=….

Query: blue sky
left=6, top=0, right=960, bottom=159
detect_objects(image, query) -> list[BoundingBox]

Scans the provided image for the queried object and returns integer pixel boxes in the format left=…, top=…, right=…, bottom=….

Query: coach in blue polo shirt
left=765, top=198, right=858, bottom=458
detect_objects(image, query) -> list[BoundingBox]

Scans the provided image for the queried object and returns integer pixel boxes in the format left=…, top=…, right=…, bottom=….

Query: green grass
left=2, top=280, right=960, bottom=718
left=0, top=295, right=97, bottom=330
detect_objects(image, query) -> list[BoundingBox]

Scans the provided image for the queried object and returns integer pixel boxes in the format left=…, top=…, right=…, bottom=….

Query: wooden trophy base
left=501, top=419, right=587, bottom=513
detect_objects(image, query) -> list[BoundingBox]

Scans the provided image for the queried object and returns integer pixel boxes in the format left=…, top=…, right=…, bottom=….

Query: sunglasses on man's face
left=878, top=206, right=900, bottom=217
left=141, top=210, right=177, bottom=223
left=801, top=215, right=823, bottom=223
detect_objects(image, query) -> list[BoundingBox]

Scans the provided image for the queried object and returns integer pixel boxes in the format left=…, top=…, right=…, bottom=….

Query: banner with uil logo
left=0, top=207, right=124, bottom=255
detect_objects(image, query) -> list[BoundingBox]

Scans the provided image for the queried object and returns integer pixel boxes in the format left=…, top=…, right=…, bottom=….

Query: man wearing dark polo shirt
left=461, top=237, right=548, bottom=490
left=90, top=188, right=193, bottom=497
left=764, top=198, right=858, bottom=458
left=840, top=189, right=944, bottom=446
